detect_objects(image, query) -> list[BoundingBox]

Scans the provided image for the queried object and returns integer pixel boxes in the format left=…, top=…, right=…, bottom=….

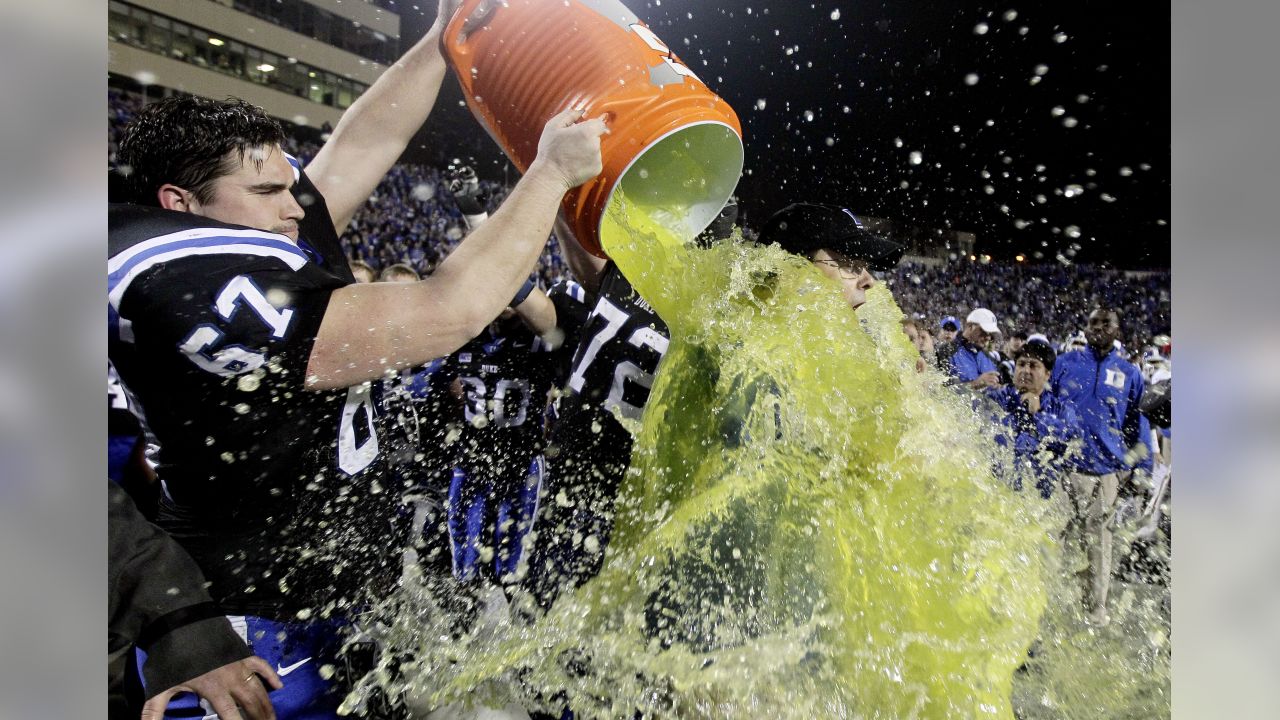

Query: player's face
left=188, top=145, right=305, bottom=241
left=1013, top=356, right=1049, bottom=394
left=810, top=248, right=876, bottom=310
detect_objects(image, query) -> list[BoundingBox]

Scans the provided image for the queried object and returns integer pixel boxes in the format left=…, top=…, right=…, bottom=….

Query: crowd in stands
left=109, top=88, right=1169, bottom=348
left=887, top=261, right=1170, bottom=354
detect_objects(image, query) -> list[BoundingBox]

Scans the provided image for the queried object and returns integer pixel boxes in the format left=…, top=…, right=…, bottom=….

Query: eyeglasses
left=813, top=258, right=869, bottom=279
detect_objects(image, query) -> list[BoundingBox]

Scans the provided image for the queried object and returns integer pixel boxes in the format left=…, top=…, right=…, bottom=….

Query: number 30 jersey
left=107, top=172, right=400, bottom=618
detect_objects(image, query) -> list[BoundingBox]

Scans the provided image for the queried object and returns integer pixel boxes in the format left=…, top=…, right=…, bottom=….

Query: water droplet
left=825, top=137, right=835, bottom=146
left=1120, top=166, right=1134, bottom=176
left=411, top=183, right=436, bottom=202
left=1065, top=225, right=1082, bottom=238
left=1034, top=64, right=1049, bottom=76
left=1051, top=106, right=1065, bottom=117
left=1062, top=116, right=1078, bottom=128
left=1054, top=32, right=1068, bottom=43
left=909, top=151, right=923, bottom=165
left=803, top=110, right=815, bottom=122
left=965, top=73, right=980, bottom=86
left=1064, top=184, right=1084, bottom=198
left=974, top=22, right=989, bottom=35
left=830, top=9, right=841, bottom=21
left=755, top=98, right=767, bottom=110
left=1003, top=9, right=1018, bottom=21
left=894, top=137, right=904, bottom=148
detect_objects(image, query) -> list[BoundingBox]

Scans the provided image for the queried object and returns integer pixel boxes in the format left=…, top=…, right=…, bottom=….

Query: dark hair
left=1016, top=341, right=1057, bottom=372
left=1010, top=330, right=1028, bottom=341
left=115, top=96, right=287, bottom=207
left=941, top=319, right=960, bottom=331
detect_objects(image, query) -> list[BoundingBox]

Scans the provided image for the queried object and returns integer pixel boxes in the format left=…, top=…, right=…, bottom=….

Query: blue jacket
left=949, top=339, right=998, bottom=382
left=987, top=387, right=1083, bottom=498
left=1050, top=348, right=1146, bottom=475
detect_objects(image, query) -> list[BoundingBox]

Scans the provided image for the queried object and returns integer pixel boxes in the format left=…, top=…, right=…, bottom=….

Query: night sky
left=386, top=1, right=1169, bottom=267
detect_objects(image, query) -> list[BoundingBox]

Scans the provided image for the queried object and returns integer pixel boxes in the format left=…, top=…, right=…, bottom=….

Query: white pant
left=1065, top=471, right=1122, bottom=622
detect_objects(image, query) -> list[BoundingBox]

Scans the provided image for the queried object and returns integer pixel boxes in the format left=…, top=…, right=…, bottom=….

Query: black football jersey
left=554, top=263, right=670, bottom=460
left=525, top=265, right=671, bottom=602
left=107, top=167, right=403, bottom=618
left=440, top=280, right=592, bottom=479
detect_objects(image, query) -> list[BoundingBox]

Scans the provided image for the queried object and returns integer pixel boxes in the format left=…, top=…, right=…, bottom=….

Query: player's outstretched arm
left=305, top=109, right=607, bottom=390
left=305, top=0, right=465, bottom=234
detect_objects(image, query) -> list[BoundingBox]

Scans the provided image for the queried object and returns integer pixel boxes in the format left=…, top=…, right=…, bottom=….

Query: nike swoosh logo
left=276, top=657, right=312, bottom=677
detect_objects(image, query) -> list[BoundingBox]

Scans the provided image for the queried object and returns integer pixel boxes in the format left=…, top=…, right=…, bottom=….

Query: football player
left=107, top=3, right=606, bottom=714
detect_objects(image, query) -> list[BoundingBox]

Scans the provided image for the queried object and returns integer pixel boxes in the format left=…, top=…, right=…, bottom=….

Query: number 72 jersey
left=107, top=201, right=393, bottom=616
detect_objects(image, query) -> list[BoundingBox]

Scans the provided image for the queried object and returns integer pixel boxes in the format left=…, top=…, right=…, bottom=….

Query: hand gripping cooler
left=442, top=0, right=744, bottom=258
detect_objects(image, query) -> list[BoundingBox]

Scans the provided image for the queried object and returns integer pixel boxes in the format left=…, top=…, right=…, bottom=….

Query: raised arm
left=305, top=0, right=463, bottom=234
left=554, top=214, right=608, bottom=295
left=305, top=109, right=607, bottom=390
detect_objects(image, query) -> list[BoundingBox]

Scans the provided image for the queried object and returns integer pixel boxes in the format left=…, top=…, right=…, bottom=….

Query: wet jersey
left=107, top=167, right=402, bottom=618
left=441, top=279, right=592, bottom=476
left=553, top=263, right=670, bottom=468
left=432, top=280, right=591, bottom=583
left=527, top=263, right=670, bottom=603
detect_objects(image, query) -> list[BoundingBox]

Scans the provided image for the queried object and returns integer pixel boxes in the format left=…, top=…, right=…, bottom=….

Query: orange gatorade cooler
left=442, top=0, right=744, bottom=258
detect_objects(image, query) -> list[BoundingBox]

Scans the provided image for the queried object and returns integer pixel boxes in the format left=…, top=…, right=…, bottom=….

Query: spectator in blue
left=1050, top=305, right=1147, bottom=625
left=948, top=308, right=1003, bottom=390
left=938, top=315, right=960, bottom=344
left=987, top=340, right=1081, bottom=499
left=933, top=315, right=960, bottom=370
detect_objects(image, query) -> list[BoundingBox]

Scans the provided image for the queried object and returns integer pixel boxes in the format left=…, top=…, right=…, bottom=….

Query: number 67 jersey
left=107, top=184, right=400, bottom=619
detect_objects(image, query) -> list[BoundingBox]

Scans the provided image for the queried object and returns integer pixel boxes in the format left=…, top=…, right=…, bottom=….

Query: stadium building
left=108, top=0, right=400, bottom=130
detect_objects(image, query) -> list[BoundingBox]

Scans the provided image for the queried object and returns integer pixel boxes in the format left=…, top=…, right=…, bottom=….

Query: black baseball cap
left=758, top=202, right=906, bottom=271
left=1016, top=339, right=1057, bottom=371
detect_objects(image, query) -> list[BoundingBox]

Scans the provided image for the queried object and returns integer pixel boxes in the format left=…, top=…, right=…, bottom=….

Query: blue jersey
left=949, top=339, right=998, bottom=382
left=1050, top=348, right=1146, bottom=475
left=986, top=387, right=1083, bottom=498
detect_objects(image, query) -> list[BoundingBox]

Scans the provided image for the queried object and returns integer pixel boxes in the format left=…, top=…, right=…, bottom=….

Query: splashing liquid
left=349, top=191, right=1169, bottom=719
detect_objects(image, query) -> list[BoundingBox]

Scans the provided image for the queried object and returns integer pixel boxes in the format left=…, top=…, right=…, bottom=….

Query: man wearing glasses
left=759, top=203, right=906, bottom=311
